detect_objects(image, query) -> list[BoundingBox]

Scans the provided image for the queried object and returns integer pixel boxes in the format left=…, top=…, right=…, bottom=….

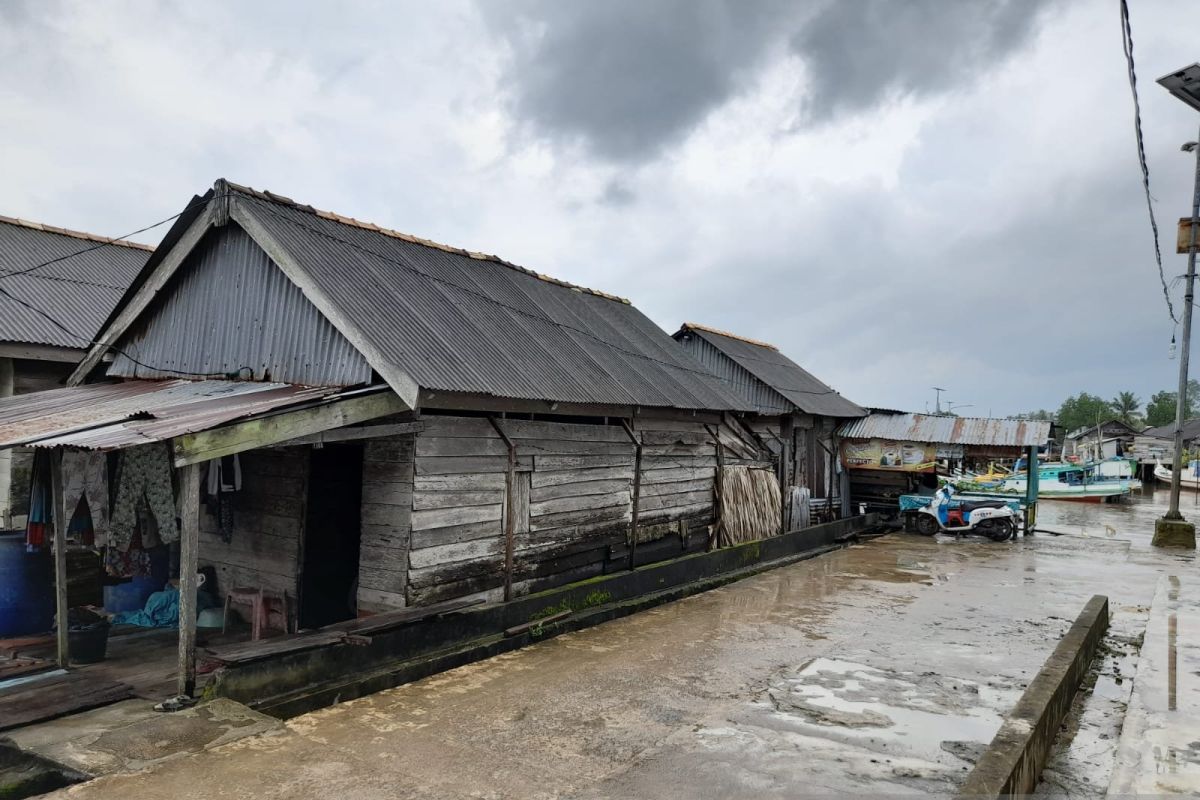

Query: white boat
left=1154, top=461, right=1200, bottom=490
left=956, top=462, right=1133, bottom=503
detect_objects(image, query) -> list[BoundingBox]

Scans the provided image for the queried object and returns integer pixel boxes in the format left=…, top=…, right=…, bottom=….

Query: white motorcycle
left=913, top=485, right=1017, bottom=541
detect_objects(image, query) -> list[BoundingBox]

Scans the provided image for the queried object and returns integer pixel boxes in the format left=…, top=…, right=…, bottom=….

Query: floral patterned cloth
left=110, top=443, right=178, bottom=551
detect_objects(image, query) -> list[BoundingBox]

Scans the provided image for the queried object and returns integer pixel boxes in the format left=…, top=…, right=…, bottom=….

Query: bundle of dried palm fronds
left=719, top=465, right=782, bottom=546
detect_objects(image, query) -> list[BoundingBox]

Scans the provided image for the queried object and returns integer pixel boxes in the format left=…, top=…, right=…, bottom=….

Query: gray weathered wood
left=637, top=489, right=712, bottom=513
left=415, top=473, right=508, bottom=492
left=529, top=504, right=630, bottom=532
left=177, top=461, right=201, bottom=697
left=530, top=466, right=635, bottom=488
left=535, top=454, right=633, bottom=471
left=637, top=465, right=715, bottom=484
left=50, top=448, right=68, bottom=668
left=413, top=489, right=504, bottom=510
left=410, top=536, right=504, bottom=569
left=173, top=391, right=408, bottom=466
left=272, top=421, right=423, bottom=448
left=410, top=519, right=503, bottom=549
left=411, top=503, right=501, bottom=531
left=531, top=490, right=632, bottom=517
left=530, top=478, right=632, bottom=502
left=416, top=436, right=509, bottom=458
left=415, top=455, right=531, bottom=475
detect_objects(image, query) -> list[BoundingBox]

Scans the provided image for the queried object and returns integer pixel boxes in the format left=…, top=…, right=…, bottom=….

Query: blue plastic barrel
left=103, top=576, right=160, bottom=613
left=0, top=531, right=55, bottom=637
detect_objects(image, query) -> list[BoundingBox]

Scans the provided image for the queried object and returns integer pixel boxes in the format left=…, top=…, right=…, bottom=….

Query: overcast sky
left=1, top=0, right=1196, bottom=416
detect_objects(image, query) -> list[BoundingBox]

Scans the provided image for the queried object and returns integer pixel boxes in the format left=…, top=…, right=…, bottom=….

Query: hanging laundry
left=205, top=454, right=241, bottom=543
left=61, top=450, right=109, bottom=546
left=110, top=443, right=178, bottom=551
left=25, top=450, right=50, bottom=549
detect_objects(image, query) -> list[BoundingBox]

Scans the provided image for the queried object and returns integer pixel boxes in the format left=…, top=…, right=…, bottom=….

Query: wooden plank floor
left=0, top=624, right=263, bottom=730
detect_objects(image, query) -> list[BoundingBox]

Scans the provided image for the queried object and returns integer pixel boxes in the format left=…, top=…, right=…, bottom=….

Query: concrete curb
left=959, top=594, right=1110, bottom=798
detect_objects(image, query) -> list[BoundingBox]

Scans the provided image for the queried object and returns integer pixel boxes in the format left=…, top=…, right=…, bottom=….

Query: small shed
left=672, top=322, right=865, bottom=524
left=1063, top=419, right=1139, bottom=462
left=837, top=411, right=1053, bottom=512
left=0, top=216, right=149, bottom=525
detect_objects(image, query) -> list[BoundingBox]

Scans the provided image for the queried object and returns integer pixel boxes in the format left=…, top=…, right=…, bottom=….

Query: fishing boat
left=1153, top=461, right=1200, bottom=490
left=955, top=462, right=1133, bottom=503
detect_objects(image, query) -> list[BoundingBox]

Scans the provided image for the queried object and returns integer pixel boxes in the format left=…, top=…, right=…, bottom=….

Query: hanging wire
left=1120, top=0, right=1178, bottom=325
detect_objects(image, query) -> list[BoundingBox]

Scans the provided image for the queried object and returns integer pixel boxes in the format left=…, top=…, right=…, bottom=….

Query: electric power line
left=1120, top=0, right=1178, bottom=325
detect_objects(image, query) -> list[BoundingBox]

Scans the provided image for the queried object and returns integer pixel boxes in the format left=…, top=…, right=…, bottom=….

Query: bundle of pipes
left=719, top=466, right=782, bottom=546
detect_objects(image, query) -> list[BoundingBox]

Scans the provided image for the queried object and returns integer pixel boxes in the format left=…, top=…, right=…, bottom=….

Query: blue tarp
left=111, top=585, right=219, bottom=628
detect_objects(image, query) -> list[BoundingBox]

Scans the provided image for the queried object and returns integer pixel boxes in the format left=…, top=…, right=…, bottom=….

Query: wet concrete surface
left=7, top=698, right=281, bottom=778
left=48, top=489, right=1198, bottom=798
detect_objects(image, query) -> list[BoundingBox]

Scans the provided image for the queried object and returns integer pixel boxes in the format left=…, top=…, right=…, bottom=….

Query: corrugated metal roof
left=837, top=412, right=1052, bottom=448
left=0, top=379, right=342, bottom=450
left=0, top=216, right=150, bottom=350
left=675, top=323, right=866, bottom=418
left=218, top=183, right=751, bottom=412
left=109, top=225, right=372, bottom=386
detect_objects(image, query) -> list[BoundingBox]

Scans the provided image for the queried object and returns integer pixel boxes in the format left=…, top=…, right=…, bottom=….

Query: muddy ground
left=47, top=490, right=1192, bottom=799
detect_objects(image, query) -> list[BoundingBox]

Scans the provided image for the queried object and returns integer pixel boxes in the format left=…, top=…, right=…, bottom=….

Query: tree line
left=1015, top=380, right=1200, bottom=433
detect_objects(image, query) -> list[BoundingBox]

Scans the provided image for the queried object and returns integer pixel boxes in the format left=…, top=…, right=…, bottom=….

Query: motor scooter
left=913, top=485, right=1016, bottom=541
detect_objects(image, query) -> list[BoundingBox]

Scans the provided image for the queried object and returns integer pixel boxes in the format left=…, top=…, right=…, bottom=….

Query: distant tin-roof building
left=0, top=214, right=151, bottom=523
left=673, top=322, right=864, bottom=522
left=836, top=410, right=1053, bottom=512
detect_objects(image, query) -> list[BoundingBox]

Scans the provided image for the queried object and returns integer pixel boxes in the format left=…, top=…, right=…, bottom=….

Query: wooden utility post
left=619, top=420, right=642, bottom=570
left=176, top=461, right=201, bottom=697
left=50, top=448, right=68, bottom=668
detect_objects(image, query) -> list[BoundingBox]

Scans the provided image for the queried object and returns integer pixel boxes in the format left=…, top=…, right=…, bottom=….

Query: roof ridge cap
left=223, top=180, right=631, bottom=305
left=681, top=321, right=779, bottom=351
left=0, top=215, right=156, bottom=252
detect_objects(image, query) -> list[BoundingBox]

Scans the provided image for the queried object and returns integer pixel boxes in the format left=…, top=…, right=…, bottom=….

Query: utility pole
left=1155, top=129, right=1200, bottom=547
left=1153, top=62, right=1200, bottom=547
left=933, top=387, right=946, bottom=415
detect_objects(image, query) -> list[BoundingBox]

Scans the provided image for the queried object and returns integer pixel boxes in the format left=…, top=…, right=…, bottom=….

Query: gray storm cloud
left=793, top=0, right=1057, bottom=121
left=485, top=0, right=1059, bottom=161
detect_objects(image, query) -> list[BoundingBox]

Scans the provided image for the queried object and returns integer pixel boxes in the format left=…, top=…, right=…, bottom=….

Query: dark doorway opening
left=300, top=443, right=363, bottom=628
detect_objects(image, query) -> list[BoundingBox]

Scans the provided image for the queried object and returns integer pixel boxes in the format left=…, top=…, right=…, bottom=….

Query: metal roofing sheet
left=0, top=218, right=149, bottom=349
left=0, top=379, right=341, bottom=450
left=836, top=412, right=1052, bottom=448
left=230, top=187, right=752, bottom=412
left=678, top=324, right=865, bottom=418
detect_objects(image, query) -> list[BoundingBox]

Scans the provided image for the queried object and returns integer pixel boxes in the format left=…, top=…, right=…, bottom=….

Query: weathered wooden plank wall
left=357, top=434, right=415, bottom=613
left=199, top=448, right=308, bottom=597
left=347, top=413, right=783, bottom=612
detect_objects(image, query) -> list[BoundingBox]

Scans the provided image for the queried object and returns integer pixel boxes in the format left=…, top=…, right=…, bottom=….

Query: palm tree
left=1111, top=391, right=1141, bottom=426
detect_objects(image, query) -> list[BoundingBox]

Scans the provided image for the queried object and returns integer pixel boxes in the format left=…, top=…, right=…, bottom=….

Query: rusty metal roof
left=837, top=412, right=1052, bottom=448
left=0, top=379, right=345, bottom=451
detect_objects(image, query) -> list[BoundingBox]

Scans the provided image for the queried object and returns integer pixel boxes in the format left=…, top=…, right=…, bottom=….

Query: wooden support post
left=705, top=424, right=725, bottom=550
left=619, top=419, right=642, bottom=571
left=177, top=461, right=201, bottom=697
left=487, top=418, right=516, bottom=601
left=50, top=448, right=68, bottom=668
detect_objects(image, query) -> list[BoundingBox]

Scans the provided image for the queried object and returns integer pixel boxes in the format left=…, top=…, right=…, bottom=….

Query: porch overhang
left=0, top=379, right=408, bottom=464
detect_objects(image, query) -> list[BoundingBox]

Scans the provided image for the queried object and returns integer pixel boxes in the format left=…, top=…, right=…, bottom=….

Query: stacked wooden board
left=355, top=413, right=774, bottom=611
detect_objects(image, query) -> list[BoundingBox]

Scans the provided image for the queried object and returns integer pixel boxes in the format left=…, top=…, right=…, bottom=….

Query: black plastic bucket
left=67, top=621, right=110, bottom=663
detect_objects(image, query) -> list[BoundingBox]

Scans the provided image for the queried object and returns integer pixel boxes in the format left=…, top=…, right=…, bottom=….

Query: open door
left=299, top=443, right=363, bottom=628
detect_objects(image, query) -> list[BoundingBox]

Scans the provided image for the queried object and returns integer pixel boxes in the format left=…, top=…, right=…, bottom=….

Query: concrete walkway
left=1108, top=574, right=1200, bottom=795
left=36, top=532, right=1187, bottom=799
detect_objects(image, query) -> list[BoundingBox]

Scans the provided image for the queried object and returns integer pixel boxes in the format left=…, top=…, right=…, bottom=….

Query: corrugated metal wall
left=109, top=225, right=372, bottom=386
left=675, top=333, right=791, bottom=415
